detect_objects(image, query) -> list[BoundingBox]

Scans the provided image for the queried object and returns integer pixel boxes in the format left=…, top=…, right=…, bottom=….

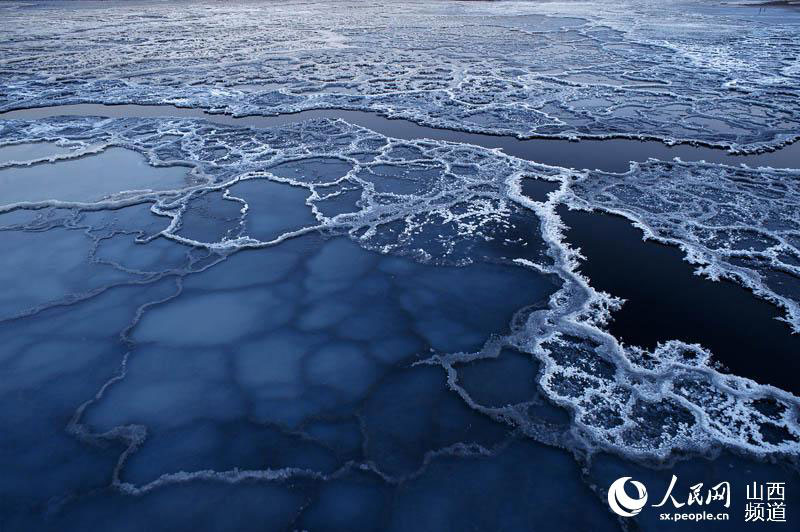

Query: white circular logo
left=607, top=477, right=648, bottom=517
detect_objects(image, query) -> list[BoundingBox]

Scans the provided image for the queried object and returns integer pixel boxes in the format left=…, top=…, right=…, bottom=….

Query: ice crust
left=1, top=0, right=799, bottom=152
left=568, top=159, right=800, bottom=332
left=2, top=0, right=800, bottom=524
left=1, top=116, right=798, bottom=504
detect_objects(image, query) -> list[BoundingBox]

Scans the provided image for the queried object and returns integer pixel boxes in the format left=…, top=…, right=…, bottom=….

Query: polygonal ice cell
left=230, top=179, right=318, bottom=241
left=306, top=342, right=378, bottom=400
left=133, top=289, right=293, bottom=346
left=266, top=157, right=354, bottom=184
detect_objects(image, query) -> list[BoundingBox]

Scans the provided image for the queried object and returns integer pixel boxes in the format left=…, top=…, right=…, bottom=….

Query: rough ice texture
left=0, top=0, right=799, bottom=152
left=568, top=159, right=800, bottom=332
left=1, top=117, right=798, bottom=504
left=2, top=1, right=800, bottom=524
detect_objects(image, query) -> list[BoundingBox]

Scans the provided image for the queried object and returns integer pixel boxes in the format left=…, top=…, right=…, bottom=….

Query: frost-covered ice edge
left=1, top=115, right=798, bottom=499
left=1, top=0, right=799, bottom=153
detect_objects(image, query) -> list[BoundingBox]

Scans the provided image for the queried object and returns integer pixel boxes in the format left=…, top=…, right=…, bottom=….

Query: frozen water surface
left=0, top=147, right=191, bottom=204
left=2, top=1, right=800, bottom=530
left=1, top=113, right=797, bottom=531
left=0, top=141, right=75, bottom=162
left=2, top=0, right=800, bottom=151
left=5, top=103, right=800, bottom=171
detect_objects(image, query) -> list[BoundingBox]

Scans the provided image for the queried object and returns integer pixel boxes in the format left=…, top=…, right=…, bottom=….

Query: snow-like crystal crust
left=1, top=0, right=799, bottom=152
left=1, top=116, right=797, bottom=498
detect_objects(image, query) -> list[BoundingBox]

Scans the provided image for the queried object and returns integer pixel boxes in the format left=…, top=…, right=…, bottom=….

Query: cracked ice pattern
left=1, top=117, right=798, bottom=529
left=1, top=0, right=800, bottom=151
left=3, top=1, right=800, bottom=528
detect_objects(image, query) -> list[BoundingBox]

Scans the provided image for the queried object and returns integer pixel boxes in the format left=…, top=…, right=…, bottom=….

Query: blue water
left=0, top=147, right=190, bottom=204
left=0, top=143, right=570, bottom=530
left=3, top=1, right=800, bottom=529
left=1, top=111, right=797, bottom=532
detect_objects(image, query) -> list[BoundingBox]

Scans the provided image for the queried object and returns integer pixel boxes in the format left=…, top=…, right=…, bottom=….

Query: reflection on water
left=0, top=147, right=190, bottom=204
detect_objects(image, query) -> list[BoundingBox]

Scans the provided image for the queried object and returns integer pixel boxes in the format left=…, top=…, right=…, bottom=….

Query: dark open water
left=559, top=208, right=800, bottom=394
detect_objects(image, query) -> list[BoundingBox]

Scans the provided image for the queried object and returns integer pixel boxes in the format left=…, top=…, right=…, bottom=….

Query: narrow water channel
left=2, top=103, right=799, bottom=172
